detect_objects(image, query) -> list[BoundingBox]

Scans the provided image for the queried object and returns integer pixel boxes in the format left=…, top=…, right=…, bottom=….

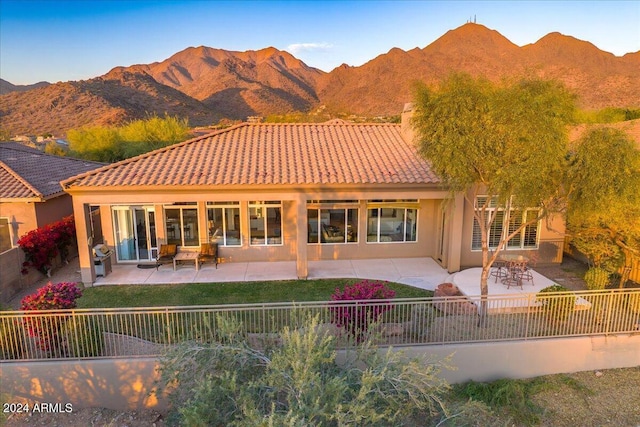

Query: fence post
left=525, top=294, right=532, bottom=340
left=165, top=308, right=171, bottom=345
left=605, top=289, right=615, bottom=336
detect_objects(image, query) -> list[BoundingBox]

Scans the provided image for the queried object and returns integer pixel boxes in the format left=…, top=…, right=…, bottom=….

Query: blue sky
left=1, top=1, right=638, bottom=85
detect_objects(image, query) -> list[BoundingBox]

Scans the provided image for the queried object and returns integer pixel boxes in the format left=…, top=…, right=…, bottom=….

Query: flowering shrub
left=330, top=280, right=396, bottom=341
left=18, top=215, right=76, bottom=275
left=21, top=281, right=83, bottom=352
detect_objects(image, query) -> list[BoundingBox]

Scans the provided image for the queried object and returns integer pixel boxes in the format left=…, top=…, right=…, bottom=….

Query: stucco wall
left=0, top=202, right=37, bottom=247
left=459, top=195, right=566, bottom=268
left=1, top=335, right=638, bottom=412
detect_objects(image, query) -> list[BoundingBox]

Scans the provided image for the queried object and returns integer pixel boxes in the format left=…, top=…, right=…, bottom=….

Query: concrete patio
left=92, top=257, right=560, bottom=299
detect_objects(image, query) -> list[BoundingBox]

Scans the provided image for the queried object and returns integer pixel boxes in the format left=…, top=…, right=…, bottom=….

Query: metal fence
left=1, top=289, right=639, bottom=361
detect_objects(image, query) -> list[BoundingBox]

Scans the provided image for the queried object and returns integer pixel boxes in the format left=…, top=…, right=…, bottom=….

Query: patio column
left=73, top=200, right=97, bottom=285
left=295, top=194, right=308, bottom=279
left=446, top=193, right=464, bottom=273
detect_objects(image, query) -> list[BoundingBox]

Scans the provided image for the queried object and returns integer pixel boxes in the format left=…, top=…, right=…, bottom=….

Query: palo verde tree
left=566, top=127, right=640, bottom=286
left=412, top=74, right=576, bottom=323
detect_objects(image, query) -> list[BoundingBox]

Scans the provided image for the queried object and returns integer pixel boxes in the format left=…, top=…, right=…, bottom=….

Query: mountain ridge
left=2, top=23, right=638, bottom=135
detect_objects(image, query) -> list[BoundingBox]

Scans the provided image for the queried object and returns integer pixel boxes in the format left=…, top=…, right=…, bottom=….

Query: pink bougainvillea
left=18, top=215, right=76, bottom=275
left=330, top=280, right=396, bottom=341
left=21, top=281, right=83, bottom=352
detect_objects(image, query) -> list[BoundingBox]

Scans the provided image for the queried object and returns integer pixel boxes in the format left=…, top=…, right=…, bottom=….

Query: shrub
left=535, top=285, right=576, bottom=322
left=63, top=316, right=104, bottom=358
left=157, top=312, right=471, bottom=426
left=584, top=267, right=610, bottom=290
left=18, top=215, right=76, bottom=275
left=330, top=280, right=396, bottom=341
left=20, top=282, right=82, bottom=352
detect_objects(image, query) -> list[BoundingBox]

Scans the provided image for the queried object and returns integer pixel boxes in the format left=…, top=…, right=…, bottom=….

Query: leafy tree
left=566, top=127, right=640, bottom=285
left=412, top=74, right=576, bottom=322
left=67, top=125, right=121, bottom=162
left=44, top=141, right=67, bottom=156
left=67, top=114, right=190, bottom=162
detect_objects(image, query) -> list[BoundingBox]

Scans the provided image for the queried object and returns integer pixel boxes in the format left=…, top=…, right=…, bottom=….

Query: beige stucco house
left=62, top=109, right=565, bottom=284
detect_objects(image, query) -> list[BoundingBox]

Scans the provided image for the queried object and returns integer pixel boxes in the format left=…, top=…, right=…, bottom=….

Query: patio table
left=499, top=255, right=530, bottom=289
left=173, top=252, right=200, bottom=271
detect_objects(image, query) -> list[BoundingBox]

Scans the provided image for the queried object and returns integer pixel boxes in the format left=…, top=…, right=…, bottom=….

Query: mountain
left=122, top=46, right=324, bottom=119
left=0, top=70, right=220, bottom=135
left=0, top=78, right=50, bottom=95
left=1, top=23, right=639, bottom=135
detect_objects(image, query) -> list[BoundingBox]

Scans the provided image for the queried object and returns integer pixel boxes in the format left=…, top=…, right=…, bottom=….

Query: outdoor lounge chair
left=156, top=244, right=177, bottom=270
left=198, top=243, right=218, bottom=269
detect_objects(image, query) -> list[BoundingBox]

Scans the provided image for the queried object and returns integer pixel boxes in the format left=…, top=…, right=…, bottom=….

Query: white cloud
left=287, top=42, right=334, bottom=54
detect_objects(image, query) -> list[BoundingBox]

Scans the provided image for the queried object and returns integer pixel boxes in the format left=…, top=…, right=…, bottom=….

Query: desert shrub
left=63, top=315, right=104, bottom=358
left=535, top=285, right=576, bottom=322
left=20, top=282, right=82, bottom=353
left=584, top=267, right=610, bottom=290
left=329, top=280, right=396, bottom=341
left=157, top=311, right=477, bottom=426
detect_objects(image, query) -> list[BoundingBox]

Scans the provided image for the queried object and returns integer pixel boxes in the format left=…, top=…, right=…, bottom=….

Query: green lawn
left=77, top=279, right=433, bottom=308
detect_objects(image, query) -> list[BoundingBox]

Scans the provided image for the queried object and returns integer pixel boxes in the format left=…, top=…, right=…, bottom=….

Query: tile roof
left=63, top=123, right=440, bottom=189
left=0, top=142, right=104, bottom=201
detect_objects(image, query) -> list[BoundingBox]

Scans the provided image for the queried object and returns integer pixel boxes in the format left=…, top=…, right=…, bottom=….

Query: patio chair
left=321, top=224, right=344, bottom=243
left=156, top=244, right=177, bottom=270
left=198, top=242, right=218, bottom=269
left=489, top=251, right=508, bottom=283
left=515, top=253, right=538, bottom=285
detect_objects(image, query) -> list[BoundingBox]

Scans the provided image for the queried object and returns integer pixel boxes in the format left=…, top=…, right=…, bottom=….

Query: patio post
left=446, top=193, right=464, bottom=273
left=73, top=200, right=97, bottom=285
left=295, top=194, right=308, bottom=279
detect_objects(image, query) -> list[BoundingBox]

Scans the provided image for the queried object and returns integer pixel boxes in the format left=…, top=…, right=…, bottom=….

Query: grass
left=450, top=374, right=597, bottom=426
left=77, top=278, right=433, bottom=308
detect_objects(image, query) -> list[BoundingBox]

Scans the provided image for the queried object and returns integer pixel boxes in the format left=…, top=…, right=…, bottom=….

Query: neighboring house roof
left=62, top=122, right=440, bottom=190
left=0, top=142, right=104, bottom=202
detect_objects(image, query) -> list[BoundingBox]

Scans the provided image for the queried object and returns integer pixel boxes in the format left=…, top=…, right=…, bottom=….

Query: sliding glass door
left=112, top=206, right=157, bottom=262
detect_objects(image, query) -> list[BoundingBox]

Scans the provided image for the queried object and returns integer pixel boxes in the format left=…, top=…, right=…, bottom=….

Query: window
left=366, top=200, right=418, bottom=243
left=207, top=202, right=241, bottom=246
left=308, top=207, right=358, bottom=244
left=249, top=201, right=282, bottom=245
left=165, top=203, right=199, bottom=247
left=0, top=218, right=12, bottom=253
left=471, top=196, right=539, bottom=250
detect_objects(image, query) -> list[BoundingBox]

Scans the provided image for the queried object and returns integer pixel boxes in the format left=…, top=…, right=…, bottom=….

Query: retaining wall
left=1, top=334, right=639, bottom=413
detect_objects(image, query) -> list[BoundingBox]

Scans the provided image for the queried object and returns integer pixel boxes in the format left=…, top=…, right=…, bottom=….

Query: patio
left=92, top=257, right=559, bottom=298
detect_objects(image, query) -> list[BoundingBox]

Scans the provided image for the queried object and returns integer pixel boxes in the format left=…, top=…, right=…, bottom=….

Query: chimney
left=401, top=102, right=416, bottom=145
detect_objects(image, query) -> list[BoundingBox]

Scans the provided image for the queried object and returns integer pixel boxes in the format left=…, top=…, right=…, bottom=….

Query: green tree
left=566, top=127, right=640, bottom=285
left=67, top=115, right=190, bottom=162
left=67, top=126, right=121, bottom=162
left=412, top=74, right=576, bottom=322
left=44, top=141, right=67, bottom=156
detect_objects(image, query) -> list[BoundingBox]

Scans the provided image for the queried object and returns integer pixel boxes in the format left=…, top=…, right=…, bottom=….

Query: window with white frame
left=366, top=200, right=418, bottom=243
left=307, top=201, right=358, bottom=244
left=249, top=201, right=282, bottom=245
left=471, top=196, right=540, bottom=250
left=0, top=218, right=12, bottom=253
left=207, top=202, right=241, bottom=246
left=164, top=203, right=199, bottom=247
